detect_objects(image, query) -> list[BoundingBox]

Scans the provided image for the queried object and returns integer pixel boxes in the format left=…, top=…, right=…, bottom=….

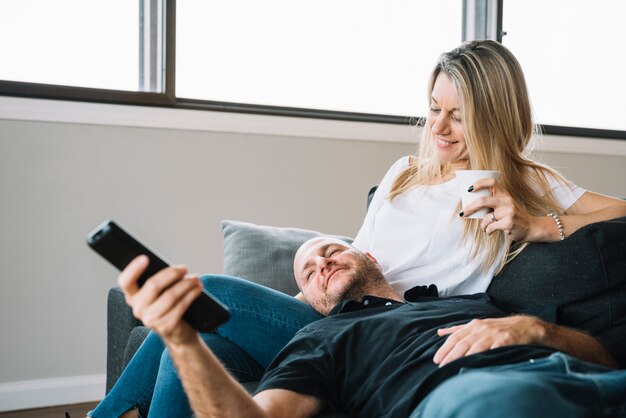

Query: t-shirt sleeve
left=254, top=328, right=334, bottom=405
left=352, top=156, right=410, bottom=252
left=542, top=170, right=586, bottom=211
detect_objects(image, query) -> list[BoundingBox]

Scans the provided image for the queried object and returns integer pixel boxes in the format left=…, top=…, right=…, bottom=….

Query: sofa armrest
left=106, top=286, right=143, bottom=393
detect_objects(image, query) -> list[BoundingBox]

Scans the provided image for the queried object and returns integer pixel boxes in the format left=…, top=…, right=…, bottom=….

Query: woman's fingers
left=470, top=177, right=504, bottom=193
left=461, top=179, right=531, bottom=239
left=462, top=196, right=499, bottom=218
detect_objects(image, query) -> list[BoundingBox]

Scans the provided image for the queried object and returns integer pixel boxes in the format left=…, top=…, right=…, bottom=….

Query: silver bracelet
left=548, top=212, right=565, bottom=241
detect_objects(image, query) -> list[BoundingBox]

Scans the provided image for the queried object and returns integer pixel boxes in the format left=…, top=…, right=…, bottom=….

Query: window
left=0, top=0, right=624, bottom=138
left=176, top=0, right=461, bottom=118
left=502, top=0, right=626, bottom=132
left=0, top=0, right=140, bottom=91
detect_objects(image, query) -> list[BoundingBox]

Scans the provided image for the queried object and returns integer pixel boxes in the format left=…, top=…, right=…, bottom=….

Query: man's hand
left=433, top=316, right=546, bottom=367
left=433, top=315, right=618, bottom=369
left=118, top=256, right=321, bottom=418
left=118, top=255, right=203, bottom=346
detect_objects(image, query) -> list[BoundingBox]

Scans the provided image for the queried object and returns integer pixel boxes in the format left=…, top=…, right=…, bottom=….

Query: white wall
left=0, top=97, right=624, bottom=411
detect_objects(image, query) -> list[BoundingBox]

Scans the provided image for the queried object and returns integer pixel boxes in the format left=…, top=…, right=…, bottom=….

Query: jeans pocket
left=555, top=352, right=613, bottom=374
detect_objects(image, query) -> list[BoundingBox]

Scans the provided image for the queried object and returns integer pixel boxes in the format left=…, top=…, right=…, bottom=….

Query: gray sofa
left=106, top=214, right=626, bottom=416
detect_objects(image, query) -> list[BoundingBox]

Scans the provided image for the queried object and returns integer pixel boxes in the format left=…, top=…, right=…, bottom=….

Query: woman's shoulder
left=379, top=155, right=411, bottom=180
left=392, top=155, right=412, bottom=173
left=394, top=155, right=412, bottom=168
left=527, top=165, right=580, bottom=193
left=524, top=164, right=586, bottom=209
left=373, top=156, right=412, bottom=196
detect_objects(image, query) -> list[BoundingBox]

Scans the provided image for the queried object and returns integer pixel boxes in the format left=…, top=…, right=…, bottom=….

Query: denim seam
left=89, top=381, right=155, bottom=418
left=558, top=353, right=612, bottom=417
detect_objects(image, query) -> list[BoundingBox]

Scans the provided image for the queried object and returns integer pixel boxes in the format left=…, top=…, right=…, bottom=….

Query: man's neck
left=362, top=284, right=403, bottom=303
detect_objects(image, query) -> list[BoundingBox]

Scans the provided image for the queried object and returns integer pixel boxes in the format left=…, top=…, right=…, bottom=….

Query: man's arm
left=433, top=315, right=618, bottom=369
left=118, top=255, right=322, bottom=418
left=167, top=333, right=322, bottom=418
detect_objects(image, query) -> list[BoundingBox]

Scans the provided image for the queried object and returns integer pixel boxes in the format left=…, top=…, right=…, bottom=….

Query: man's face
left=294, top=238, right=385, bottom=316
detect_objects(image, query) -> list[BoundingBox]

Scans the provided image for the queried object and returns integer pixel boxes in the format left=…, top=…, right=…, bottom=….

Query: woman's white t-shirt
left=352, top=156, right=586, bottom=297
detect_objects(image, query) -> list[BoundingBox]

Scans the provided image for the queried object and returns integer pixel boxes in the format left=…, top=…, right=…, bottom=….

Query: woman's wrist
left=525, top=215, right=562, bottom=242
left=547, top=212, right=565, bottom=241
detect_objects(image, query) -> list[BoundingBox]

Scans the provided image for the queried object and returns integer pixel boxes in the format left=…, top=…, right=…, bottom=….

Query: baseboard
left=0, top=374, right=105, bottom=412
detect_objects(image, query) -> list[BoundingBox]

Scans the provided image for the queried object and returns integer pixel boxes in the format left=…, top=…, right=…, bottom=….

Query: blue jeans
left=89, top=275, right=322, bottom=418
left=411, top=352, right=626, bottom=418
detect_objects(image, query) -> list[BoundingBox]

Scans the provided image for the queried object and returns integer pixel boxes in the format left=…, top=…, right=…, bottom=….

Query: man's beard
left=311, top=255, right=386, bottom=315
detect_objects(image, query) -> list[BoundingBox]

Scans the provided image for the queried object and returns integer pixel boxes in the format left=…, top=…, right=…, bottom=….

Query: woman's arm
left=465, top=180, right=626, bottom=242
left=560, top=191, right=626, bottom=234
left=523, top=191, right=626, bottom=242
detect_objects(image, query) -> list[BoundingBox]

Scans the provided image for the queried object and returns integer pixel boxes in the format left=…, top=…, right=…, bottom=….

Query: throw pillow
left=221, top=220, right=353, bottom=296
left=487, top=216, right=626, bottom=367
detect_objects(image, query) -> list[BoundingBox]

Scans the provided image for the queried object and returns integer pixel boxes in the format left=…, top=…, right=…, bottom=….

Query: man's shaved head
left=293, top=237, right=397, bottom=315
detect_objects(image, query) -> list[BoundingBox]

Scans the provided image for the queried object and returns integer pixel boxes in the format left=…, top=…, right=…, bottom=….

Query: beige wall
left=0, top=117, right=413, bottom=383
left=531, top=151, right=626, bottom=197
left=0, top=100, right=624, bottom=408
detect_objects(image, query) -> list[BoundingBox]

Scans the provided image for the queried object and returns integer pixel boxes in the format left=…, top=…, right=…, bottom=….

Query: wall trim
left=0, top=96, right=418, bottom=144
left=1, top=96, right=625, bottom=157
left=0, top=374, right=105, bottom=412
left=532, top=134, right=626, bottom=157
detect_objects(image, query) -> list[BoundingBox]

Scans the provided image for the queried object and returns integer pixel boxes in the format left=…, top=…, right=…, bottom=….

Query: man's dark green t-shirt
left=256, top=293, right=555, bottom=418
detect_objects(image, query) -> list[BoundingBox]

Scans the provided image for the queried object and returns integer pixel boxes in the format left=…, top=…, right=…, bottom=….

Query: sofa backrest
left=487, top=216, right=626, bottom=367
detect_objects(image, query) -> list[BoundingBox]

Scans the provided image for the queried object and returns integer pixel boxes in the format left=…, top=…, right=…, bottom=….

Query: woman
left=88, top=40, right=626, bottom=418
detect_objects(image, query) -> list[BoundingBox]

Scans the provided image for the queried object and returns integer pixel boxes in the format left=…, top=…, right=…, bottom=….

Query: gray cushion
left=221, top=220, right=353, bottom=296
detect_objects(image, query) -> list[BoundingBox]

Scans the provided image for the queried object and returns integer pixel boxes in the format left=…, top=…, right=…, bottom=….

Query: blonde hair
left=389, top=40, right=566, bottom=274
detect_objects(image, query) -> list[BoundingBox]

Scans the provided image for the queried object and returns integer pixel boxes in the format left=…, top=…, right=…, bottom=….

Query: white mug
left=455, top=170, right=501, bottom=219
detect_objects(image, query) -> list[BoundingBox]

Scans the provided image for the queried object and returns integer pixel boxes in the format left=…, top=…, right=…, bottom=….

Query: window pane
left=0, top=0, right=139, bottom=91
left=502, top=0, right=626, bottom=131
left=177, top=0, right=462, bottom=117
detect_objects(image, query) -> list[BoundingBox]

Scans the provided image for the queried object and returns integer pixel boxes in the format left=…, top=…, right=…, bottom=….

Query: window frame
left=0, top=0, right=624, bottom=140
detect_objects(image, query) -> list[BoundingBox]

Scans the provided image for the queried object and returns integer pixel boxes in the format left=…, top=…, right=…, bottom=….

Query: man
left=118, top=237, right=625, bottom=418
